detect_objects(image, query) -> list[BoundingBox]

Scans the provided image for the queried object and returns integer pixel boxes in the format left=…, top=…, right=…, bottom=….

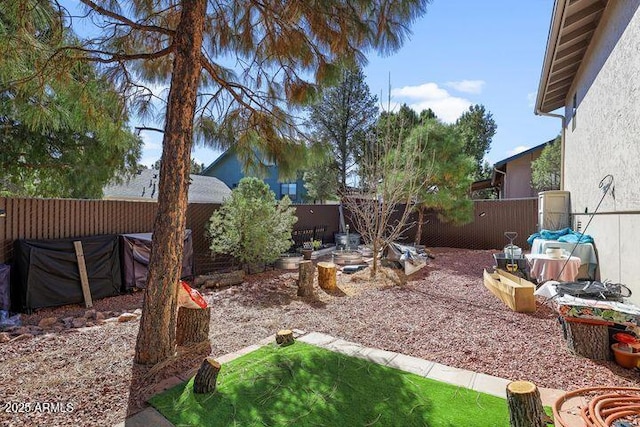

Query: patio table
left=525, top=253, right=581, bottom=283
left=530, top=238, right=597, bottom=279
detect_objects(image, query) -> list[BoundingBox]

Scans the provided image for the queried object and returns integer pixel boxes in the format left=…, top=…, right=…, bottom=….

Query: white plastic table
left=525, top=254, right=581, bottom=283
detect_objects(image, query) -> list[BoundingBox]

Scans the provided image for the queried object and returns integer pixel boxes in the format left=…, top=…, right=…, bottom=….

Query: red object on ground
left=613, top=333, right=638, bottom=344
left=178, top=280, right=208, bottom=309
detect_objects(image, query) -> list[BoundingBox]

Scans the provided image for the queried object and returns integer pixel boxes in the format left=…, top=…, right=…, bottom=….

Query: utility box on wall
left=538, top=190, right=570, bottom=231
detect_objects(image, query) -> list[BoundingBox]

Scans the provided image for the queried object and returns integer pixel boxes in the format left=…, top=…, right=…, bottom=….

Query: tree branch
left=63, top=45, right=174, bottom=63
left=78, top=0, right=175, bottom=36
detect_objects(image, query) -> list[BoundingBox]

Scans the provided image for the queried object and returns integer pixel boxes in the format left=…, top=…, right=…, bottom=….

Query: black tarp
left=0, top=264, right=10, bottom=311
left=120, top=230, right=194, bottom=291
left=12, top=235, right=121, bottom=312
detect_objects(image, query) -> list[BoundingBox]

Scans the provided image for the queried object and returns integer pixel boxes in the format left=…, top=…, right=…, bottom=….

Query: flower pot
left=275, top=254, right=303, bottom=270
left=611, top=343, right=640, bottom=369
left=301, top=249, right=313, bottom=260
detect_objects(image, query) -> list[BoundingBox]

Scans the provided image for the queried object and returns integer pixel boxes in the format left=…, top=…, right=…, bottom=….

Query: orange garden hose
left=553, top=386, right=640, bottom=427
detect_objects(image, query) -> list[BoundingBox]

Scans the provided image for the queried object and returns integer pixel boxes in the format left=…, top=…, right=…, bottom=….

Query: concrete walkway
left=118, top=330, right=568, bottom=426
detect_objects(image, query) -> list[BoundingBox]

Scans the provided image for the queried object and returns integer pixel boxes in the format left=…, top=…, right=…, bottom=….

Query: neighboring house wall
left=493, top=143, right=549, bottom=199
left=203, top=150, right=307, bottom=202
left=562, top=2, right=640, bottom=303
left=503, top=152, right=542, bottom=199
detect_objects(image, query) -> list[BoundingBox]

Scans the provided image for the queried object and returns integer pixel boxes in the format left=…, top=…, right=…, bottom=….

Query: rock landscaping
left=0, top=248, right=638, bottom=427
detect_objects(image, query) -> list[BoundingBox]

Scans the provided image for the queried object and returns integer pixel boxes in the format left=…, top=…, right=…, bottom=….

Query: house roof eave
left=535, top=0, right=609, bottom=114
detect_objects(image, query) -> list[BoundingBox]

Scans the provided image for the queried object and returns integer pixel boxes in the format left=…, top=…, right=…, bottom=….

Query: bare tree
left=342, top=118, right=434, bottom=277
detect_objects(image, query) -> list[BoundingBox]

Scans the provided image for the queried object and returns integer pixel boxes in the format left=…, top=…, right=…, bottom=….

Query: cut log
left=193, top=357, right=221, bottom=394
left=317, top=262, right=337, bottom=292
left=276, top=329, right=294, bottom=346
left=506, top=381, right=547, bottom=427
left=176, top=307, right=211, bottom=346
left=297, top=261, right=315, bottom=297
left=197, top=270, right=245, bottom=289
left=562, top=317, right=611, bottom=360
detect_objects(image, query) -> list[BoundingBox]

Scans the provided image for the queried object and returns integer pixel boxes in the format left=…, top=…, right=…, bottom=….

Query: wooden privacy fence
left=0, top=197, right=538, bottom=273
left=415, top=198, right=539, bottom=250
left=0, top=197, right=234, bottom=274
left=0, top=198, right=343, bottom=274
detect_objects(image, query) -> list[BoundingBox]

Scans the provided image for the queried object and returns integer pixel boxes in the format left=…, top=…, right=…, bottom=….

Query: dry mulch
left=1, top=247, right=639, bottom=426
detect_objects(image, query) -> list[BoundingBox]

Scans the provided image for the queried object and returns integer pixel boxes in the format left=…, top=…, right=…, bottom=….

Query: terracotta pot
left=611, top=343, right=640, bottom=369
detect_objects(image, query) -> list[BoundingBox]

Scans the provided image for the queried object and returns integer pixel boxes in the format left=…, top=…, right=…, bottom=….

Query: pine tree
left=531, top=137, right=561, bottom=192
left=11, top=0, right=430, bottom=364
left=0, top=3, right=141, bottom=198
left=307, top=66, right=379, bottom=191
left=455, top=104, right=497, bottom=180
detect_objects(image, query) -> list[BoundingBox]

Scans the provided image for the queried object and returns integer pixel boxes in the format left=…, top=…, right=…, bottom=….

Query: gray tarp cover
left=120, top=230, right=194, bottom=290
left=12, top=235, right=122, bottom=312
left=0, top=264, right=10, bottom=311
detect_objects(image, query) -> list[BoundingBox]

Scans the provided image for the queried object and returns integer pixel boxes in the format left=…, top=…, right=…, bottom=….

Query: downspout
left=535, top=0, right=568, bottom=188
left=534, top=110, right=566, bottom=190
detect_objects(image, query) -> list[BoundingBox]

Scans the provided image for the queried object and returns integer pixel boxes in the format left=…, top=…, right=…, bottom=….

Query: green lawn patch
left=150, top=341, right=512, bottom=426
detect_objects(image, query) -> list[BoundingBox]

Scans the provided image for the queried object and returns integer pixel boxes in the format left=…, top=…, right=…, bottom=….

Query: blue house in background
left=201, top=147, right=307, bottom=203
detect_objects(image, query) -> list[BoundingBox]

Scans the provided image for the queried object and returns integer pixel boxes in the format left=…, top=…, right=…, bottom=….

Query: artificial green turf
left=150, top=341, right=512, bottom=427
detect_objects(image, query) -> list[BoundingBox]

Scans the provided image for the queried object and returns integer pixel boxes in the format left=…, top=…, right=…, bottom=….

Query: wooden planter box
left=483, top=269, right=536, bottom=313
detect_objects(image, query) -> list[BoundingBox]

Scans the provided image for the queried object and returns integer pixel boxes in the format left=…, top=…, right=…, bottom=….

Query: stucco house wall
left=562, top=2, right=640, bottom=302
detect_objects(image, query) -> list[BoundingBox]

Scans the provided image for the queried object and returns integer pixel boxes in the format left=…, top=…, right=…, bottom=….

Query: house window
left=280, top=183, right=297, bottom=201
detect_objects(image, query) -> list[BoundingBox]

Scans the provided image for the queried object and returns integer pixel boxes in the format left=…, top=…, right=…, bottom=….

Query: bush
left=206, top=177, right=298, bottom=271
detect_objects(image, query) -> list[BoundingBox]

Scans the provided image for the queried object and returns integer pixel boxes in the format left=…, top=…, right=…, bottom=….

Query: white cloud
left=390, top=82, right=472, bottom=123
left=527, top=92, right=537, bottom=108
left=507, top=145, right=530, bottom=156
left=445, top=80, right=485, bottom=94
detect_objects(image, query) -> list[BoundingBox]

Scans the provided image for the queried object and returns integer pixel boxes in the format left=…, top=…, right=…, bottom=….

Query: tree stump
left=193, top=357, right=221, bottom=394
left=276, top=329, right=294, bottom=346
left=297, top=261, right=315, bottom=297
left=317, top=262, right=337, bottom=292
left=506, top=381, right=546, bottom=427
left=176, top=307, right=211, bottom=346
left=562, top=318, right=610, bottom=360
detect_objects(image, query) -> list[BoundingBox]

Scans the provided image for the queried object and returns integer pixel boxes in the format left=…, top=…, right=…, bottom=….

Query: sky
left=360, top=0, right=561, bottom=166
left=63, top=0, right=561, bottom=168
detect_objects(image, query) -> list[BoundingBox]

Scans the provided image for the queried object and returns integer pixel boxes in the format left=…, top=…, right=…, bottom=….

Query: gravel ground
left=1, top=247, right=638, bottom=426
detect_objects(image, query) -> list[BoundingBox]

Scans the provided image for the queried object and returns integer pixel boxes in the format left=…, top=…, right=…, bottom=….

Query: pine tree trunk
left=134, top=0, right=207, bottom=365
left=506, top=381, right=546, bottom=427
left=176, top=307, right=211, bottom=346
left=297, top=261, right=315, bottom=297
left=193, top=357, right=221, bottom=394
